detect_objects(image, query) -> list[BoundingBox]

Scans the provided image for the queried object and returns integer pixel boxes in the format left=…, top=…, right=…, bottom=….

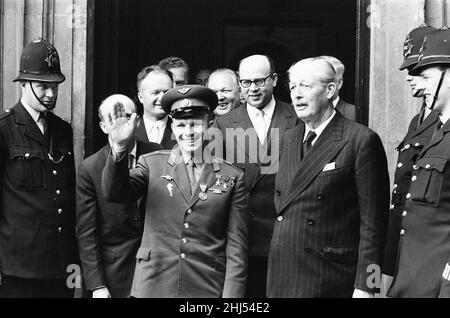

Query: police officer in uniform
left=388, top=27, right=450, bottom=297
left=382, top=25, right=439, bottom=293
left=102, top=85, right=249, bottom=297
left=0, top=38, right=79, bottom=297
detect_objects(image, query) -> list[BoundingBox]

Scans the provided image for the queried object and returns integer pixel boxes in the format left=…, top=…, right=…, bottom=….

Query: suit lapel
left=14, top=102, right=47, bottom=146
left=167, top=148, right=191, bottom=203
left=160, top=116, right=174, bottom=148
left=135, top=117, right=150, bottom=143
left=279, top=112, right=348, bottom=213
left=409, top=110, right=439, bottom=140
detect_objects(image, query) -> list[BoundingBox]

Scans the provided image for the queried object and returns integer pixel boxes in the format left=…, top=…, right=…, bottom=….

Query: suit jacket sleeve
left=222, top=172, right=249, bottom=298
left=354, top=131, right=390, bottom=292
left=102, top=150, right=149, bottom=203
left=76, top=162, right=106, bottom=291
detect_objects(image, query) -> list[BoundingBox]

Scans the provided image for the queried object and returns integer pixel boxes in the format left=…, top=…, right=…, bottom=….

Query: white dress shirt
left=143, top=115, right=168, bottom=144
left=247, top=96, right=276, bottom=145
left=303, top=110, right=337, bottom=146
left=21, top=99, right=46, bottom=135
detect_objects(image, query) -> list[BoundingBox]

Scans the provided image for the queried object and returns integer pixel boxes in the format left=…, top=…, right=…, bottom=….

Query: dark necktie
left=302, top=130, right=317, bottom=159
left=38, top=112, right=49, bottom=144
left=187, top=159, right=197, bottom=196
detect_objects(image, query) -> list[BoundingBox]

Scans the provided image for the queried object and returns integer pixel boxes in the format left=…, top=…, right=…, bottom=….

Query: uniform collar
left=20, top=98, right=43, bottom=123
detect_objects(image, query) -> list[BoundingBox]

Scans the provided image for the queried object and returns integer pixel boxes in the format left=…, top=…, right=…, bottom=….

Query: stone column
left=368, top=0, right=425, bottom=183
left=0, top=0, right=93, bottom=169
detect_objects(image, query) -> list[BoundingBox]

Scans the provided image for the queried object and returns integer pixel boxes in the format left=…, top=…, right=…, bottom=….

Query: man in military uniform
left=382, top=25, right=439, bottom=295
left=102, top=85, right=249, bottom=297
left=0, top=38, right=79, bottom=297
left=388, top=27, right=450, bottom=297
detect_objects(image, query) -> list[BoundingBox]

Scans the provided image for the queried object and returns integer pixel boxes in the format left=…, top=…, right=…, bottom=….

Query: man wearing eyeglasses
left=215, top=54, right=298, bottom=297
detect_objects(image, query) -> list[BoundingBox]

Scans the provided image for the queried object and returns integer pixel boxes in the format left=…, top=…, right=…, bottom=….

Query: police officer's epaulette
left=141, top=149, right=172, bottom=159
left=213, top=157, right=243, bottom=172
left=0, top=108, right=13, bottom=120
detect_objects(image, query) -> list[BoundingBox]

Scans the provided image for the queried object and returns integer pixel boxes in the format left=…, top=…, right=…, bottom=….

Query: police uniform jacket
left=383, top=110, right=439, bottom=276
left=76, top=141, right=161, bottom=297
left=268, top=111, right=390, bottom=297
left=102, top=147, right=249, bottom=298
left=389, top=118, right=450, bottom=297
left=0, top=102, right=79, bottom=279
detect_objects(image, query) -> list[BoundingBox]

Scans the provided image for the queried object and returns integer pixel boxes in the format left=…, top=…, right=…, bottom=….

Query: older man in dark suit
left=215, top=54, right=298, bottom=297
left=267, top=57, right=389, bottom=298
left=76, top=94, right=161, bottom=298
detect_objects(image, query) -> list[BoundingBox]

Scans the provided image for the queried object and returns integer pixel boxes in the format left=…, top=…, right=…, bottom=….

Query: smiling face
left=138, top=72, right=173, bottom=120
left=288, top=59, right=336, bottom=127
left=171, top=113, right=212, bottom=156
left=239, top=55, right=277, bottom=109
left=406, top=73, right=425, bottom=97
left=207, top=71, right=240, bottom=116
left=21, top=81, right=59, bottom=112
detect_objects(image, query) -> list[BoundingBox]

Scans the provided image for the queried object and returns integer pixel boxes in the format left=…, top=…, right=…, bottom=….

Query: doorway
left=88, top=0, right=359, bottom=156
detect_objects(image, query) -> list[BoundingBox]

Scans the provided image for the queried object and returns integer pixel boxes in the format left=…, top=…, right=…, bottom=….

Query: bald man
left=267, top=58, right=389, bottom=298
left=215, top=54, right=298, bottom=297
left=76, top=95, right=162, bottom=297
left=207, top=68, right=241, bottom=117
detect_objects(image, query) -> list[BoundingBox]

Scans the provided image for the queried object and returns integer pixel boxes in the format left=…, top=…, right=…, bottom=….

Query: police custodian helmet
left=13, top=37, right=65, bottom=83
left=161, top=85, right=218, bottom=119
left=400, top=24, right=437, bottom=71
left=410, top=27, right=450, bottom=76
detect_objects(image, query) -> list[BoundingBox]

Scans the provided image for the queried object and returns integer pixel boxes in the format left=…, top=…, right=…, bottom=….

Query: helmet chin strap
left=29, top=81, right=57, bottom=110
left=429, top=68, right=447, bottom=111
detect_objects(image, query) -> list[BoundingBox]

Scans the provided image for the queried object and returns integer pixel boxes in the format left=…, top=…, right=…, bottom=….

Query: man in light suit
left=76, top=95, right=161, bottom=298
left=102, top=85, right=248, bottom=297
left=215, top=54, right=298, bottom=297
left=267, top=57, right=389, bottom=298
left=319, top=56, right=356, bottom=121
left=135, top=65, right=177, bottom=150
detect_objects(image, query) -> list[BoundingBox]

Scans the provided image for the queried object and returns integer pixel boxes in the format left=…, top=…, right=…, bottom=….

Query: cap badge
left=403, top=34, right=413, bottom=58
left=45, top=50, right=59, bottom=68
left=180, top=99, right=193, bottom=107
left=418, top=36, right=427, bottom=61
left=177, top=87, right=191, bottom=94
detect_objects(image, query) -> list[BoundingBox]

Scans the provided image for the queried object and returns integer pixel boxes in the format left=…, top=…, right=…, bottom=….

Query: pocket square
left=323, top=162, right=336, bottom=171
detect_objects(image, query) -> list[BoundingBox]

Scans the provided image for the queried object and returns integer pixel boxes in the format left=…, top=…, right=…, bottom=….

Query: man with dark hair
left=158, top=56, right=190, bottom=87
left=215, top=54, right=298, bottom=297
left=0, top=38, right=79, bottom=297
left=135, top=65, right=177, bottom=150
left=76, top=94, right=161, bottom=298
left=102, top=85, right=248, bottom=297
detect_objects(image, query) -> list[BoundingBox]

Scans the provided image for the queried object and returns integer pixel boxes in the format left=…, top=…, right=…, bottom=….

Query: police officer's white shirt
left=143, top=115, right=168, bottom=144
left=303, top=110, right=336, bottom=146
left=246, top=96, right=276, bottom=144
left=21, top=98, right=45, bottom=135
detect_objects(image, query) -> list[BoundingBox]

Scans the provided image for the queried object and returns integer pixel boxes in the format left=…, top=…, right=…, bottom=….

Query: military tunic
left=102, top=148, right=249, bottom=298
left=0, top=102, right=79, bottom=280
left=383, top=110, right=439, bottom=276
